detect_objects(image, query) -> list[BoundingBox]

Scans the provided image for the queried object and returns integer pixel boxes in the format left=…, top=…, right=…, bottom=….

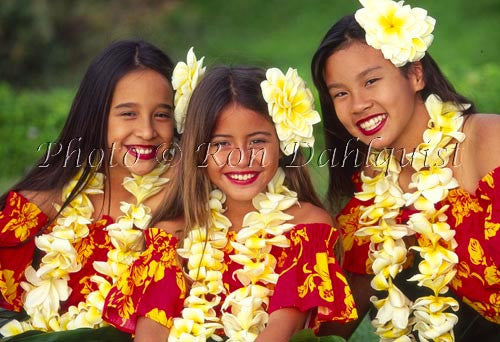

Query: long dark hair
left=1, top=40, right=174, bottom=219
left=311, top=14, right=476, bottom=210
left=155, top=66, right=323, bottom=233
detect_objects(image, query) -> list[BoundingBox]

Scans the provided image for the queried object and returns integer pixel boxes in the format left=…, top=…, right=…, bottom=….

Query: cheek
left=332, top=101, right=350, bottom=125
left=264, top=147, right=280, bottom=170
left=206, top=160, right=224, bottom=185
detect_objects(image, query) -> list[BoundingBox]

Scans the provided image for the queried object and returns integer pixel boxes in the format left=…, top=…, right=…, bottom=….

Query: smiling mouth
left=356, top=114, right=387, bottom=135
left=225, top=172, right=259, bottom=185
left=126, top=145, right=158, bottom=160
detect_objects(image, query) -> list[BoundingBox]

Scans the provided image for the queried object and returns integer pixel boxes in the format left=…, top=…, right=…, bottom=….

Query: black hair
left=311, top=14, right=476, bottom=210
left=1, top=39, right=174, bottom=234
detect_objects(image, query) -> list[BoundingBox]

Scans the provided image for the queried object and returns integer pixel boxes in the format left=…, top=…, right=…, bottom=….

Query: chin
left=360, top=135, right=393, bottom=151
left=128, top=163, right=158, bottom=176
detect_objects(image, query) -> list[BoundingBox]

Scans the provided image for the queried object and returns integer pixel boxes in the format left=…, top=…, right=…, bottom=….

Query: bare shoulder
left=463, top=113, right=500, bottom=177
left=154, top=216, right=185, bottom=238
left=287, top=201, right=333, bottom=226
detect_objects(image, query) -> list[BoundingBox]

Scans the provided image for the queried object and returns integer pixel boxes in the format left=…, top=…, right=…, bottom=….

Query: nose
left=351, top=90, right=372, bottom=115
left=226, top=145, right=246, bottom=168
left=135, top=116, right=157, bottom=140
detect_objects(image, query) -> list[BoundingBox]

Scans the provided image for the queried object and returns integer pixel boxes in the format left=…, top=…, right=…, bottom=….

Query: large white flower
left=123, top=164, right=169, bottom=203
left=261, top=68, right=321, bottom=155
left=21, top=266, right=71, bottom=318
left=172, top=47, right=206, bottom=133
left=355, top=0, right=435, bottom=67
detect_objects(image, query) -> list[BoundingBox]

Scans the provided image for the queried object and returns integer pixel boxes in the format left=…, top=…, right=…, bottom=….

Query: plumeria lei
left=172, top=48, right=320, bottom=156
left=355, top=0, right=435, bottom=67
left=169, top=168, right=298, bottom=342
left=355, top=94, right=470, bottom=341
left=0, top=165, right=169, bottom=336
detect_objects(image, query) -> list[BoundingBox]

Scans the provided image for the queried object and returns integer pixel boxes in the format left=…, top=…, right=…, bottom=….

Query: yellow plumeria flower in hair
left=261, top=68, right=321, bottom=155
left=355, top=0, right=435, bottom=67
left=172, top=47, right=206, bottom=134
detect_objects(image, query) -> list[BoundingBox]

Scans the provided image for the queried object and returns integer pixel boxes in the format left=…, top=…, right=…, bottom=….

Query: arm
left=134, top=316, right=169, bottom=342
left=255, top=307, right=307, bottom=342
left=460, top=114, right=500, bottom=191
left=317, top=272, right=374, bottom=338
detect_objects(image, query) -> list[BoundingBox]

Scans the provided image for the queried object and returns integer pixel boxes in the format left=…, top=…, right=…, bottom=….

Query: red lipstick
left=356, top=113, right=387, bottom=136
left=126, top=145, right=158, bottom=160
left=225, top=172, right=259, bottom=185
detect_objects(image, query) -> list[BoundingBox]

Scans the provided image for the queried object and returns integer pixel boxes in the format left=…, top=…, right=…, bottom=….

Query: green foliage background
left=0, top=1, right=499, bottom=339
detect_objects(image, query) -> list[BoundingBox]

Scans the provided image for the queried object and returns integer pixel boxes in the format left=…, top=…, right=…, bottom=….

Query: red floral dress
left=103, top=223, right=358, bottom=334
left=0, top=191, right=115, bottom=312
left=337, top=166, right=500, bottom=324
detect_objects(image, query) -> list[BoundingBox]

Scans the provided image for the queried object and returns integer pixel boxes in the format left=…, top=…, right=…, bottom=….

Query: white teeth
left=133, top=147, right=153, bottom=154
left=228, top=173, right=255, bottom=181
left=359, top=114, right=387, bottom=131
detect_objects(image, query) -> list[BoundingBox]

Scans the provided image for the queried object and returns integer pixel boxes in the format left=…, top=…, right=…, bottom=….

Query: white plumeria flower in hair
left=172, top=47, right=206, bottom=134
left=355, top=0, right=436, bottom=67
left=260, top=67, right=321, bottom=155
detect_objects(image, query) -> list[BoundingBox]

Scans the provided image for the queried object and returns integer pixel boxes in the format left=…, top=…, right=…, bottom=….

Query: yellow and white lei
left=168, top=168, right=298, bottom=342
left=356, top=94, right=470, bottom=341
left=0, top=165, right=169, bottom=336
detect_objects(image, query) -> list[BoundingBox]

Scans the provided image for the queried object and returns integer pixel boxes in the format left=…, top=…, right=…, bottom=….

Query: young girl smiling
left=311, top=0, right=500, bottom=340
left=103, top=56, right=357, bottom=341
left=0, top=40, right=176, bottom=340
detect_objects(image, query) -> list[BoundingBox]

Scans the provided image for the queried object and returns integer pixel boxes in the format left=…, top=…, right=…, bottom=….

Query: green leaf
left=290, top=329, right=320, bottom=342
left=0, top=309, right=27, bottom=321
left=289, top=329, right=346, bottom=342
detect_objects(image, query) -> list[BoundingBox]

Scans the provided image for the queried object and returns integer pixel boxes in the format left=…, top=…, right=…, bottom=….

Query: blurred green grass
left=1, top=1, right=499, bottom=339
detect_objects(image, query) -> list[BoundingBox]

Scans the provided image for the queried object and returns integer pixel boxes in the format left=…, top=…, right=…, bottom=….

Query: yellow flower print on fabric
left=468, top=238, right=487, bottom=266
left=0, top=269, right=19, bottom=305
left=484, top=202, right=500, bottom=240
left=484, top=264, right=500, bottom=286
left=462, top=296, right=500, bottom=324
left=336, top=272, right=358, bottom=321
left=298, top=253, right=334, bottom=302
left=448, top=189, right=482, bottom=226
left=146, top=260, right=166, bottom=283
left=146, top=308, right=173, bottom=328
left=337, top=206, right=370, bottom=252
left=1, top=199, right=42, bottom=241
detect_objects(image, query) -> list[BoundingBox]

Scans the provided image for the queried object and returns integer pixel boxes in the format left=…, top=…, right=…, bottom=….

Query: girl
left=103, top=62, right=358, bottom=341
left=311, top=0, right=500, bottom=340
left=0, top=40, right=176, bottom=339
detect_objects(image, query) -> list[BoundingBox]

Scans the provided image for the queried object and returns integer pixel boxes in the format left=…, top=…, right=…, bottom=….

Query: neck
left=98, top=168, right=134, bottom=218
left=224, top=199, right=255, bottom=232
left=388, top=96, right=429, bottom=171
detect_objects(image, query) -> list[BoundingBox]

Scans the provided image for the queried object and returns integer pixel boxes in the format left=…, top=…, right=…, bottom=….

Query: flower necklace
left=1, top=165, right=169, bottom=336
left=169, top=168, right=298, bottom=342
left=356, top=94, right=469, bottom=341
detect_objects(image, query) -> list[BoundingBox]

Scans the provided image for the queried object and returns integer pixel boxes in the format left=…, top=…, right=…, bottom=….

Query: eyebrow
left=248, top=131, right=272, bottom=137
left=113, top=102, right=173, bottom=110
left=327, top=66, right=382, bottom=89
left=211, top=131, right=273, bottom=139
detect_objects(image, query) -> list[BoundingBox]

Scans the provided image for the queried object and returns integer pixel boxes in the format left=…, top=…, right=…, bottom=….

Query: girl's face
left=206, top=102, right=280, bottom=206
left=107, top=68, right=174, bottom=178
left=324, top=40, right=425, bottom=149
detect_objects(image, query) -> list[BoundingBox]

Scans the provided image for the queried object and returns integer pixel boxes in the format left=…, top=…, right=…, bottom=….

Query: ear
left=408, top=61, right=425, bottom=92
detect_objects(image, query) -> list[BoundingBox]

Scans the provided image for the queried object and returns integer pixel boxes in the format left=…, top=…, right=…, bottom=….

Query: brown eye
left=155, top=112, right=172, bottom=119
left=333, top=91, right=347, bottom=99
left=365, top=78, right=380, bottom=86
